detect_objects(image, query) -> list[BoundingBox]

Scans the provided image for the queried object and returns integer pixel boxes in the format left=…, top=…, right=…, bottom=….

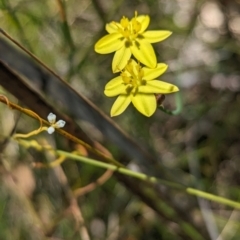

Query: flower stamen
left=120, top=60, right=145, bottom=94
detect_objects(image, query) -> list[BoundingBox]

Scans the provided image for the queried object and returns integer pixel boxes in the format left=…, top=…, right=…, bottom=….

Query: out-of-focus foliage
left=1, top=0, right=240, bottom=239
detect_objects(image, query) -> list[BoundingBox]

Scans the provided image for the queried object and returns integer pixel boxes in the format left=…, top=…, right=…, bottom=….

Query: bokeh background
left=0, top=0, right=240, bottom=239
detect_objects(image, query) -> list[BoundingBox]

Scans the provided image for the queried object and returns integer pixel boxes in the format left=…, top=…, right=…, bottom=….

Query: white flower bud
left=47, top=126, right=55, bottom=134
left=46, top=113, right=66, bottom=134
left=47, top=113, right=56, bottom=124
left=56, top=120, right=66, bottom=128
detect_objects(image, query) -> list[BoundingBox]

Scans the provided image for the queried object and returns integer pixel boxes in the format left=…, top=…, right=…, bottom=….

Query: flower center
left=121, top=60, right=146, bottom=95
left=117, top=11, right=141, bottom=41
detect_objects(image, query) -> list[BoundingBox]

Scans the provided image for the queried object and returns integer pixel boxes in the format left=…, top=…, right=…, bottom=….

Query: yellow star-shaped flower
left=95, top=11, right=172, bottom=73
left=104, top=59, right=179, bottom=117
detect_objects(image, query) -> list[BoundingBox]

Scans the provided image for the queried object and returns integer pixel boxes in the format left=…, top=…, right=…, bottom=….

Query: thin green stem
left=57, top=150, right=185, bottom=190
left=57, top=150, right=240, bottom=210
left=187, top=188, right=240, bottom=209
left=158, top=91, right=183, bottom=115
left=16, top=138, right=240, bottom=210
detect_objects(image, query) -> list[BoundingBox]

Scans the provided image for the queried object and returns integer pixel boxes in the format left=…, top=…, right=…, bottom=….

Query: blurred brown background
left=0, top=0, right=240, bottom=239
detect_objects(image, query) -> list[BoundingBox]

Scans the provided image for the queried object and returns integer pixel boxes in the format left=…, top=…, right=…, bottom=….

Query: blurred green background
left=0, top=0, right=240, bottom=239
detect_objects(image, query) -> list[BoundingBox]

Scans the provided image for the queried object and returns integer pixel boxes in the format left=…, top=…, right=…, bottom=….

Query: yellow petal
left=105, top=76, right=123, bottom=90
left=95, top=33, right=123, bottom=54
left=104, top=77, right=126, bottom=97
left=136, top=15, right=150, bottom=33
left=131, top=94, right=156, bottom=117
left=139, top=80, right=179, bottom=94
left=105, top=85, right=126, bottom=97
left=131, top=40, right=156, bottom=68
left=143, top=63, right=168, bottom=81
left=112, top=46, right=132, bottom=73
left=111, top=95, right=131, bottom=116
left=142, top=31, right=172, bottom=43
left=106, top=22, right=120, bottom=34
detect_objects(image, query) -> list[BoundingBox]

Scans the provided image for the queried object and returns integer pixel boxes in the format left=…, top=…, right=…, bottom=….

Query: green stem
left=158, top=92, right=183, bottom=115
left=16, top=138, right=240, bottom=210
left=187, top=188, right=240, bottom=209
left=57, top=150, right=240, bottom=210
left=58, top=150, right=184, bottom=190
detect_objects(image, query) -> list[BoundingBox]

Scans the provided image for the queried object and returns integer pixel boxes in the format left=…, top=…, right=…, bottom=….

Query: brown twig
left=0, top=95, right=123, bottom=168
left=73, top=169, right=113, bottom=197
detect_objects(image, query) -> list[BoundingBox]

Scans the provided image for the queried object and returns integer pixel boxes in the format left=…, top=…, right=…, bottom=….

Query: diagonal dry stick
left=0, top=31, right=208, bottom=239
left=0, top=64, right=204, bottom=239
left=0, top=29, right=171, bottom=179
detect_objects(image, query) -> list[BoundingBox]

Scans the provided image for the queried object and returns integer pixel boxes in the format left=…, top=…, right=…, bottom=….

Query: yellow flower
left=104, top=59, right=179, bottom=117
left=95, top=11, right=172, bottom=73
